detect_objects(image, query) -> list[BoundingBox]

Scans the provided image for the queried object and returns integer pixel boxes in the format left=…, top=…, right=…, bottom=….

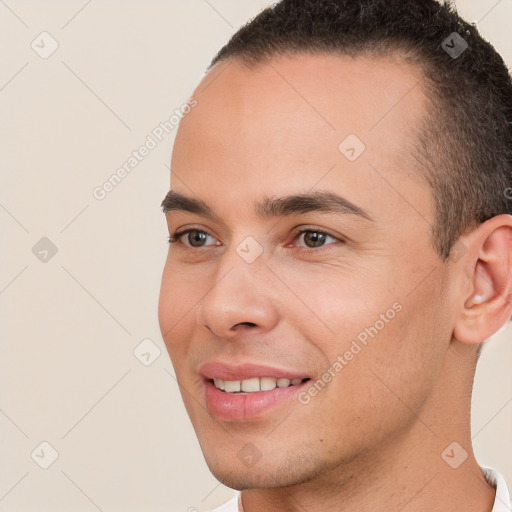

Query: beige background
left=1, top=1, right=511, bottom=511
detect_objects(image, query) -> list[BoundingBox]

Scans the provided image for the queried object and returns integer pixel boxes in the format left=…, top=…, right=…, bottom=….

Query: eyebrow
left=161, top=190, right=374, bottom=223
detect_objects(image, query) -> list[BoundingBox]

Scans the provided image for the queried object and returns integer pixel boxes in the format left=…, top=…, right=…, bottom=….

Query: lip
left=199, top=361, right=312, bottom=421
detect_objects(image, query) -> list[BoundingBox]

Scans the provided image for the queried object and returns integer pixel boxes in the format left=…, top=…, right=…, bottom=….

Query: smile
left=212, top=377, right=310, bottom=393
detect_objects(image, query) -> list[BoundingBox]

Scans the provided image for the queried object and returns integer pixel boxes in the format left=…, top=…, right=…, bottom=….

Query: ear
left=453, top=214, right=512, bottom=345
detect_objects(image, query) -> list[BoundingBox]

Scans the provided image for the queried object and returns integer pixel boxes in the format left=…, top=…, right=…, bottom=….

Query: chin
left=208, top=465, right=292, bottom=491
left=203, top=451, right=322, bottom=491
left=211, top=471, right=266, bottom=491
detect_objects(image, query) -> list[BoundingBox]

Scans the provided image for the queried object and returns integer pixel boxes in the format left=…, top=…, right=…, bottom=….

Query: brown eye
left=186, top=230, right=209, bottom=247
left=169, top=229, right=219, bottom=248
left=297, top=230, right=337, bottom=249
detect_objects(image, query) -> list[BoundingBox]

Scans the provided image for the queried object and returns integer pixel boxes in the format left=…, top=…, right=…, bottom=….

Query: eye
left=168, top=228, right=220, bottom=248
left=293, top=229, right=340, bottom=249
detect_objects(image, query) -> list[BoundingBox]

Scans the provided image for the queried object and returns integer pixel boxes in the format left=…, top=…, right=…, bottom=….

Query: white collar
left=482, top=467, right=511, bottom=512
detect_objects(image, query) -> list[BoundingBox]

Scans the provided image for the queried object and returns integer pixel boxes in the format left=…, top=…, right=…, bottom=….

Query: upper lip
left=199, top=361, right=310, bottom=381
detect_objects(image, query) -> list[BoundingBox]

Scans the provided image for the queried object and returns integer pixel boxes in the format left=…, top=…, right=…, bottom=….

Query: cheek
left=290, top=305, right=443, bottom=460
left=340, top=278, right=448, bottom=422
left=289, top=262, right=447, bottom=422
left=277, top=259, right=397, bottom=346
left=157, top=259, right=205, bottom=359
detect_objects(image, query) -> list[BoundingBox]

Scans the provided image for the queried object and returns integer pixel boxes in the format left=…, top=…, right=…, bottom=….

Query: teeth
left=260, top=377, right=277, bottom=391
left=241, top=378, right=260, bottom=392
left=224, top=380, right=241, bottom=393
left=213, top=378, right=225, bottom=391
left=213, top=377, right=307, bottom=393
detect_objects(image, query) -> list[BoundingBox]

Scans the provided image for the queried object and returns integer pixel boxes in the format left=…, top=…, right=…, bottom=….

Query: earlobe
left=453, top=215, right=512, bottom=345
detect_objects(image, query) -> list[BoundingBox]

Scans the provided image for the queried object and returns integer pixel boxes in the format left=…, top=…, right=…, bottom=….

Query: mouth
left=199, top=362, right=313, bottom=421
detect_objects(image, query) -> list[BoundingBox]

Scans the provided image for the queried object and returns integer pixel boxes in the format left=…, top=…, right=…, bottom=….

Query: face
left=158, top=54, right=457, bottom=490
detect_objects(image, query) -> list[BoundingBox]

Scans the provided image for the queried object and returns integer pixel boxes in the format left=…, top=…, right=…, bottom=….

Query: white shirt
left=210, top=467, right=511, bottom=512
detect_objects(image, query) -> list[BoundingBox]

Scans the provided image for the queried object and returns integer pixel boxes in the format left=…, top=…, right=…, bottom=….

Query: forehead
left=171, top=53, right=431, bottom=227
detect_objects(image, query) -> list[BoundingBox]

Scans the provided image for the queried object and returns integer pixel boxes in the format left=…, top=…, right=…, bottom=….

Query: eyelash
left=167, top=226, right=344, bottom=252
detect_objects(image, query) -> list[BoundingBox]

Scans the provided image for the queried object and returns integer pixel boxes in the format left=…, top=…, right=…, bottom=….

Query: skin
left=158, top=53, right=512, bottom=511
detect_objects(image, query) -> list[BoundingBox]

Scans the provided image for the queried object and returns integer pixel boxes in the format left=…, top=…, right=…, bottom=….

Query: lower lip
left=204, top=379, right=310, bottom=421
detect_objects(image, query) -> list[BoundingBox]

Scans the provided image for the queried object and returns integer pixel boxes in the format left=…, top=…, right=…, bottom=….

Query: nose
left=198, top=251, right=279, bottom=339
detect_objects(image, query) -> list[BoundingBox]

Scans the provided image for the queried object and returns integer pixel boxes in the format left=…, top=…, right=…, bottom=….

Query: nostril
left=234, top=322, right=258, bottom=328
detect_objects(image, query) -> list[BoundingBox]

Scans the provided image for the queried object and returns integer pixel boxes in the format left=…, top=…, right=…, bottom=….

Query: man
left=158, top=0, right=512, bottom=510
